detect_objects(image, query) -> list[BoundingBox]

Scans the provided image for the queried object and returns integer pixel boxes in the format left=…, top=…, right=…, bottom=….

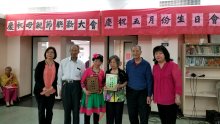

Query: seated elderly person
left=0, top=66, right=18, bottom=107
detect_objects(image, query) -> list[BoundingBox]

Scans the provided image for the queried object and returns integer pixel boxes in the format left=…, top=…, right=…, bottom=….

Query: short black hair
left=92, top=54, right=103, bottom=62
left=153, top=45, right=173, bottom=64
left=108, top=55, right=120, bottom=67
left=44, top=46, right=57, bottom=59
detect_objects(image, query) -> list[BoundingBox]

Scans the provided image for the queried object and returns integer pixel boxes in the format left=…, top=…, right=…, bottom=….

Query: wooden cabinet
left=182, top=43, right=220, bottom=117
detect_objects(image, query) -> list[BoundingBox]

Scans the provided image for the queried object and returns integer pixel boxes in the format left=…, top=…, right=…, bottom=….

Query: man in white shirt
left=58, top=45, right=85, bottom=124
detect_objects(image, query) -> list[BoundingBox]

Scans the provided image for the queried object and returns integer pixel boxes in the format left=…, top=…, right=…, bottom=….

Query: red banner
left=5, top=11, right=100, bottom=36
left=5, top=6, right=220, bottom=36
left=101, top=5, right=220, bottom=36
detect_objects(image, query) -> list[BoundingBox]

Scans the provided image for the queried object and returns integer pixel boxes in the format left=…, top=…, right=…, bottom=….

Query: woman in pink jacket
left=153, top=45, right=182, bottom=124
left=80, top=54, right=106, bottom=124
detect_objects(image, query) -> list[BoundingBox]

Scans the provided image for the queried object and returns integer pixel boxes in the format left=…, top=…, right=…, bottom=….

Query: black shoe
left=177, top=108, right=184, bottom=119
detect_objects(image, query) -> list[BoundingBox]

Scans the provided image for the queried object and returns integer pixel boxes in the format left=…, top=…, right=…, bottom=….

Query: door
left=109, top=36, right=138, bottom=70
left=32, top=37, right=48, bottom=95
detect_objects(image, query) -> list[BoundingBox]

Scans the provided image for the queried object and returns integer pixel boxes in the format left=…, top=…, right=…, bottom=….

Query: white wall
left=7, top=37, right=21, bottom=96
left=20, top=37, right=32, bottom=97
left=7, top=37, right=20, bottom=80
left=152, top=35, right=179, bottom=64
left=6, top=36, right=32, bottom=97
left=49, top=36, right=67, bottom=63
left=0, top=21, right=7, bottom=74
left=0, top=21, right=7, bottom=98
left=138, top=35, right=153, bottom=65
left=91, top=36, right=107, bottom=70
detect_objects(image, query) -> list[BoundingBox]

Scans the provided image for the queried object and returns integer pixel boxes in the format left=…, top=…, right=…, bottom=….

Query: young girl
left=105, top=55, right=127, bottom=124
left=80, top=54, right=106, bottom=124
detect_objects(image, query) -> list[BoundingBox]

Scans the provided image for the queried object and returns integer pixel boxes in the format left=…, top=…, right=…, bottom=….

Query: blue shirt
left=126, top=58, right=153, bottom=96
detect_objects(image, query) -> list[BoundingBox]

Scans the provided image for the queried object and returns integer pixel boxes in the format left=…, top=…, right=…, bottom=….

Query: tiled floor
left=0, top=96, right=209, bottom=124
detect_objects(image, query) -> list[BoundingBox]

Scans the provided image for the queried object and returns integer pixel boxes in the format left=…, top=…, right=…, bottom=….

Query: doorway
left=109, top=36, right=138, bottom=70
left=32, top=36, right=91, bottom=98
left=32, top=37, right=49, bottom=95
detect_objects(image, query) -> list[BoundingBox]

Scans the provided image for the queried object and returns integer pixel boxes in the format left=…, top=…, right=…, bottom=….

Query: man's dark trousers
left=62, top=81, right=82, bottom=124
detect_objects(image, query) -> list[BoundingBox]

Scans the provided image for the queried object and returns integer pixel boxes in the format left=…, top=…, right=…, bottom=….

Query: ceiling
left=0, top=0, right=159, bottom=15
left=0, top=0, right=220, bottom=17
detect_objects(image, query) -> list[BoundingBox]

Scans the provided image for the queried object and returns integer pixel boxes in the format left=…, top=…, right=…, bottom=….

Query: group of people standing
left=33, top=44, right=182, bottom=124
